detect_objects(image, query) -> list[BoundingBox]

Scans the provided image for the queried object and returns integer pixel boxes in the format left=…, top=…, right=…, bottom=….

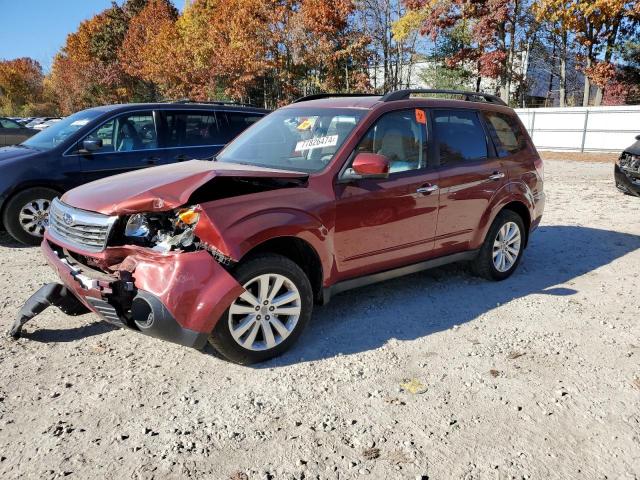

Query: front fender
left=195, top=207, right=334, bottom=283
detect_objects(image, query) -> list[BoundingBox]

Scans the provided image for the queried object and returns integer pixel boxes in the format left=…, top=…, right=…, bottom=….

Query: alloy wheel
left=492, top=221, right=521, bottom=272
left=228, top=273, right=302, bottom=351
left=18, top=199, right=51, bottom=237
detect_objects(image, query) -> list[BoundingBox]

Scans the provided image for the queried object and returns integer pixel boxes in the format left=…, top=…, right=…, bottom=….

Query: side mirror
left=347, top=152, right=390, bottom=179
left=635, top=134, right=640, bottom=141
left=82, top=139, right=103, bottom=152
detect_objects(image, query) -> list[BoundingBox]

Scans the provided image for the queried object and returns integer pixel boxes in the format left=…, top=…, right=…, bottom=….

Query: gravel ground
left=0, top=159, right=639, bottom=480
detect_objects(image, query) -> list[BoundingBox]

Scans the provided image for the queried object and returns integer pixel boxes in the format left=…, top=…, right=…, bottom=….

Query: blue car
left=0, top=101, right=268, bottom=245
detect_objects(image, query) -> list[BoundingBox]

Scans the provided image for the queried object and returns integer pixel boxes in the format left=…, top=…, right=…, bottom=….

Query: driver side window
left=79, top=112, right=157, bottom=153
left=354, top=109, right=426, bottom=174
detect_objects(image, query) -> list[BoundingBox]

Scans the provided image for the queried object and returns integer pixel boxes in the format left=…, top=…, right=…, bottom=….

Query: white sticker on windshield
left=295, top=135, right=339, bottom=152
left=70, top=119, right=90, bottom=126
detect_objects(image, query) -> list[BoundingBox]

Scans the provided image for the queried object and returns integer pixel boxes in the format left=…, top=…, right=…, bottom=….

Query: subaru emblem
left=62, top=213, right=74, bottom=226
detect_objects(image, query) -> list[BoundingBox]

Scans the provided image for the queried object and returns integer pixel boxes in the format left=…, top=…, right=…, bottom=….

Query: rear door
left=216, top=110, right=265, bottom=145
left=431, top=108, right=506, bottom=255
left=159, top=110, right=224, bottom=163
left=159, top=109, right=265, bottom=163
left=76, top=110, right=162, bottom=184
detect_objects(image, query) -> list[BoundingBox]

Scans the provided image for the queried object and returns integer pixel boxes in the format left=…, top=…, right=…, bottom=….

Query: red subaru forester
left=11, top=90, right=545, bottom=364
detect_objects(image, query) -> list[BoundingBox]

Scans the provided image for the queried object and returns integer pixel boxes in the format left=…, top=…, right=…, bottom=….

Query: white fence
left=514, top=105, right=640, bottom=152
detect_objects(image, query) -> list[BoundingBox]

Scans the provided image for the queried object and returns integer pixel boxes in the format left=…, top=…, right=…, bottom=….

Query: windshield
left=22, top=110, right=104, bottom=150
left=217, top=108, right=365, bottom=173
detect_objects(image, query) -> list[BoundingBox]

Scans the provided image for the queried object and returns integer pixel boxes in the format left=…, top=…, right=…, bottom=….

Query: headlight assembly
left=122, top=207, right=201, bottom=252
left=124, top=213, right=151, bottom=238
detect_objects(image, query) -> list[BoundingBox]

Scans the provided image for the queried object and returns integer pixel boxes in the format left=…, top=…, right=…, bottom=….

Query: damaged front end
left=615, top=151, right=640, bottom=197
left=10, top=198, right=244, bottom=349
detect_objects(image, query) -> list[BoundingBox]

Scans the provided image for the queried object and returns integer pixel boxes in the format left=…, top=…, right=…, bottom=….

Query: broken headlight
left=124, top=213, right=151, bottom=238
left=123, top=207, right=201, bottom=252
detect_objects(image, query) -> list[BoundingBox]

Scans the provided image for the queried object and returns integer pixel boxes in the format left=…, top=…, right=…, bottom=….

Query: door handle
left=416, top=184, right=439, bottom=194
left=176, top=154, right=190, bottom=162
left=489, top=171, right=505, bottom=181
left=145, top=157, right=160, bottom=165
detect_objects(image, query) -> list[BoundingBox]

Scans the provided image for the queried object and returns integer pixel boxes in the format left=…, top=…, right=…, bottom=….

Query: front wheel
left=3, top=187, right=59, bottom=246
left=209, top=254, right=313, bottom=365
left=472, top=210, right=525, bottom=281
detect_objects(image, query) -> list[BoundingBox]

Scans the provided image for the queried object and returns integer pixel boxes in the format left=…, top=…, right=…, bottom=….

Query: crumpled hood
left=625, top=138, right=640, bottom=156
left=62, top=160, right=307, bottom=215
left=0, top=145, right=40, bottom=162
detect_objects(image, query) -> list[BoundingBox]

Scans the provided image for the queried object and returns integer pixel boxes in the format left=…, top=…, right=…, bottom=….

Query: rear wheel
left=209, top=254, right=313, bottom=365
left=472, top=210, right=525, bottom=281
left=3, top=187, right=59, bottom=246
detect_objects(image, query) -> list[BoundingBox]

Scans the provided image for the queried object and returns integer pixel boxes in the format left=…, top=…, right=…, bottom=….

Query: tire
left=209, top=254, right=313, bottom=365
left=471, top=209, right=525, bottom=281
left=2, top=187, right=59, bottom=246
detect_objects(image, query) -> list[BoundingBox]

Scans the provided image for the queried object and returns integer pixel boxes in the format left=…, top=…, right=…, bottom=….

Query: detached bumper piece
left=7, top=283, right=89, bottom=339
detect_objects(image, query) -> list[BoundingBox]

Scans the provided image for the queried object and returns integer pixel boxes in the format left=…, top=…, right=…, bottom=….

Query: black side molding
left=322, top=250, right=478, bottom=304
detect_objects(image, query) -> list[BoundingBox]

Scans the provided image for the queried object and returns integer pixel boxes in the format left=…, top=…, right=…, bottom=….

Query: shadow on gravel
left=0, top=231, right=32, bottom=249
left=263, top=225, right=640, bottom=367
left=23, top=321, right=117, bottom=343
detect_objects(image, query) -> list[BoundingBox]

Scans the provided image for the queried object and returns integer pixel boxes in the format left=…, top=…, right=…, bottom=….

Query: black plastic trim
left=131, top=290, right=209, bottom=349
left=381, top=89, right=506, bottom=106
left=322, top=250, right=478, bottom=303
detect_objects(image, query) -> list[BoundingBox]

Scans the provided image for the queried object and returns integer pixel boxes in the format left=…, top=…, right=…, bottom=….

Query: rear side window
left=217, top=112, right=263, bottom=143
left=164, top=112, right=221, bottom=147
left=433, top=109, right=488, bottom=165
left=484, top=111, right=527, bottom=157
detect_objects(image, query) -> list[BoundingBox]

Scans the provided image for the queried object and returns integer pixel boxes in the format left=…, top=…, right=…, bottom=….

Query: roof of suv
left=83, top=102, right=270, bottom=115
left=284, top=89, right=510, bottom=111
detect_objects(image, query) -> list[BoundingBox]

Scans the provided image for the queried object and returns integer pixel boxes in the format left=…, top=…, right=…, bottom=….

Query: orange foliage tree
left=0, top=57, right=44, bottom=115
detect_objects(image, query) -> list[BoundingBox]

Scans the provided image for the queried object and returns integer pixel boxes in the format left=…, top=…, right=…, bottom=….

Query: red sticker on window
left=415, top=109, right=426, bottom=124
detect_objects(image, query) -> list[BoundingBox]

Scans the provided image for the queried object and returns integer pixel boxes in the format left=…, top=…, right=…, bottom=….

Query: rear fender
left=471, top=181, right=534, bottom=249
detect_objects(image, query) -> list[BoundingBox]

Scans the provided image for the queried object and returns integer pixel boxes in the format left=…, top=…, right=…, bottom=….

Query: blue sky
left=0, top=1, right=182, bottom=71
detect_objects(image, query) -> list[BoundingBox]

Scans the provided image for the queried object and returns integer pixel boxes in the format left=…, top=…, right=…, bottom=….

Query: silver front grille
left=48, top=198, right=118, bottom=252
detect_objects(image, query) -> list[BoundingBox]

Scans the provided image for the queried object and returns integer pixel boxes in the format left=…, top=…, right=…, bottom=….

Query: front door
left=430, top=108, right=507, bottom=255
left=334, top=109, right=440, bottom=279
left=77, top=111, right=162, bottom=184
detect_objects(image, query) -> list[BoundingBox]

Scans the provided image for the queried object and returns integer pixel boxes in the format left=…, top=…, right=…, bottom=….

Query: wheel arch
left=474, top=182, right=534, bottom=250
left=0, top=184, right=63, bottom=230
left=501, top=201, right=531, bottom=247
left=239, top=235, right=325, bottom=304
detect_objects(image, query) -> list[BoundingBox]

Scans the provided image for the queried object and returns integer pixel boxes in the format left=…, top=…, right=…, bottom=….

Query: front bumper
left=614, top=163, right=640, bottom=197
left=41, top=233, right=244, bottom=349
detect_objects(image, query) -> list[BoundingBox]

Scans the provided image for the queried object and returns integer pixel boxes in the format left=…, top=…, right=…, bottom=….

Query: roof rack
left=381, top=89, right=506, bottom=106
left=293, top=93, right=381, bottom=103
left=164, top=99, right=257, bottom=108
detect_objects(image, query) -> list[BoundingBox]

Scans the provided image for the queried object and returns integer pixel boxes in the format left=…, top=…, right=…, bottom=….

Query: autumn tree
left=119, top=0, right=179, bottom=100
left=355, top=0, right=420, bottom=92
left=570, top=0, right=640, bottom=105
left=401, top=0, right=534, bottom=104
left=532, top=0, right=576, bottom=106
left=0, top=58, right=44, bottom=115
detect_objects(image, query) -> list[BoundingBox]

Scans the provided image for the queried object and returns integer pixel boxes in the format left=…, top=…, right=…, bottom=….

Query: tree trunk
left=559, top=32, right=567, bottom=107
left=582, top=56, right=591, bottom=107
left=547, top=43, right=556, bottom=107
left=595, top=20, right=620, bottom=106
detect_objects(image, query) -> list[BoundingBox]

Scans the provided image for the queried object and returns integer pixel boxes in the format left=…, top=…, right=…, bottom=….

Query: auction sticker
left=295, top=135, right=338, bottom=152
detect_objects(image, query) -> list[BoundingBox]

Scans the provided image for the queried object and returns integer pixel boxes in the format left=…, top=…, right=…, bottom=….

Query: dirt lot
left=0, top=159, right=639, bottom=480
